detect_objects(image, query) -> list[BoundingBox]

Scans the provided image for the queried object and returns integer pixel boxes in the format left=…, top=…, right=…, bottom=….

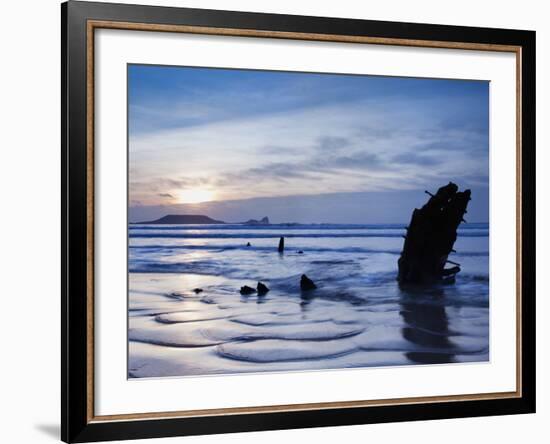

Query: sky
left=128, top=64, right=489, bottom=224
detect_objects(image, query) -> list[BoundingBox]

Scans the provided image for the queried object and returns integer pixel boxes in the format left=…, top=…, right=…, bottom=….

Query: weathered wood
left=397, top=182, right=471, bottom=285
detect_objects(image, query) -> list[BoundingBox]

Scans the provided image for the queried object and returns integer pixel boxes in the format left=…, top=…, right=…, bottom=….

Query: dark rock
left=397, top=182, right=471, bottom=285
left=300, top=274, right=317, bottom=291
left=297, top=250, right=304, bottom=254
left=192, top=288, right=203, bottom=294
left=257, top=282, right=270, bottom=295
left=246, top=242, right=251, bottom=247
left=243, top=216, right=270, bottom=225
left=240, top=285, right=257, bottom=295
left=278, top=236, right=285, bottom=253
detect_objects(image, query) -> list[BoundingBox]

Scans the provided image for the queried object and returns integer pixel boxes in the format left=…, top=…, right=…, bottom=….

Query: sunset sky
left=128, top=65, right=489, bottom=224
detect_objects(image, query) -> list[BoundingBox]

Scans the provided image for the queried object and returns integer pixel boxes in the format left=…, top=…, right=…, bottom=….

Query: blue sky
left=128, top=64, right=489, bottom=223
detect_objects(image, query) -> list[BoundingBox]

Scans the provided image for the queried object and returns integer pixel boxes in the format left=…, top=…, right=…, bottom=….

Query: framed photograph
left=62, top=1, right=536, bottom=442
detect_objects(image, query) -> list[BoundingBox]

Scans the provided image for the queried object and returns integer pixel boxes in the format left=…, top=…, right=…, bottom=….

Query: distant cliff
left=137, top=214, right=225, bottom=224
left=242, top=216, right=270, bottom=225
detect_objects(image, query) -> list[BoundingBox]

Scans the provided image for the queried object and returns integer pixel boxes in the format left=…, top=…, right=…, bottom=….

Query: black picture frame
left=62, top=1, right=536, bottom=442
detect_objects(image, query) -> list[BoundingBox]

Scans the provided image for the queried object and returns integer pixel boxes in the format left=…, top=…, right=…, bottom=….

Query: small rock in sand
left=193, top=288, right=203, bottom=294
left=257, top=282, right=270, bottom=295
left=300, top=274, right=317, bottom=291
left=240, top=285, right=257, bottom=295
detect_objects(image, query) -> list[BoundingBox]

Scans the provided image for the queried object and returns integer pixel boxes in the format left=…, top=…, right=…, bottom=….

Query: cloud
left=316, top=136, right=351, bottom=152
left=391, top=152, right=443, bottom=166
left=327, top=152, right=384, bottom=169
left=128, top=81, right=488, bottom=207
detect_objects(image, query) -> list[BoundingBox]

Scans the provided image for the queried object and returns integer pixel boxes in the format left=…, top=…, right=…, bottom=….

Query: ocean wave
left=129, top=263, right=489, bottom=291
left=129, top=261, right=242, bottom=275
left=129, top=232, right=488, bottom=239
left=131, top=244, right=402, bottom=254
left=130, top=223, right=488, bottom=231
left=129, top=244, right=488, bottom=257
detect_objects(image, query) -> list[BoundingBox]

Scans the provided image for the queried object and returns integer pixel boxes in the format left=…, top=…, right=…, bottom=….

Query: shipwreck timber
left=397, top=182, right=471, bottom=285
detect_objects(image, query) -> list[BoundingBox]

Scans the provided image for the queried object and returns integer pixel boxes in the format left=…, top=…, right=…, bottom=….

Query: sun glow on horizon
left=177, top=188, right=216, bottom=204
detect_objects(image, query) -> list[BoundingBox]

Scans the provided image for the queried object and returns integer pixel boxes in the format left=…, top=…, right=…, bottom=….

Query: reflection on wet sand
left=399, top=287, right=455, bottom=364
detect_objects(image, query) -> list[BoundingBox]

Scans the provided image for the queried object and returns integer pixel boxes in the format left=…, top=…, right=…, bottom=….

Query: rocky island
left=135, top=214, right=271, bottom=225
left=136, top=214, right=225, bottom=224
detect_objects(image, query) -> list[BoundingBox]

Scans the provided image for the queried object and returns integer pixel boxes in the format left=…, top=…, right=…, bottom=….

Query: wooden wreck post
left=397, top=182, right=471, bottom=285
left=278, top=236, right=285, bottom=253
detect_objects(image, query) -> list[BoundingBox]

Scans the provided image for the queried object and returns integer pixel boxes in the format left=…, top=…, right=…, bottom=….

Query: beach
left=128, top=223, right=489, bottom=378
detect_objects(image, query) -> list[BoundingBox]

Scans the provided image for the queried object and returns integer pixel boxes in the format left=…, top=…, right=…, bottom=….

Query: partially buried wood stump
left=397, top=182, right=471, bottom=285
left=278, top=236, right=285, bottom=253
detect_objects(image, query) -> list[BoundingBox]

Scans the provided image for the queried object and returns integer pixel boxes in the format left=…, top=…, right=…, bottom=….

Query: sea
left=128, top=223, right=489, bottom=378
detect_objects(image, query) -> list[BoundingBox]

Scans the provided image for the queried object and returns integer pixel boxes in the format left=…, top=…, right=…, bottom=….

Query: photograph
left=127, top=64, right=490, bottom=378
left=57, top=1, right=537, bottom=441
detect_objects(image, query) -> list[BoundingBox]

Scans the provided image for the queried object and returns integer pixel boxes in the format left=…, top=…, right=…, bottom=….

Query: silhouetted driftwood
left=397, top=182, right=471, bottom=285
